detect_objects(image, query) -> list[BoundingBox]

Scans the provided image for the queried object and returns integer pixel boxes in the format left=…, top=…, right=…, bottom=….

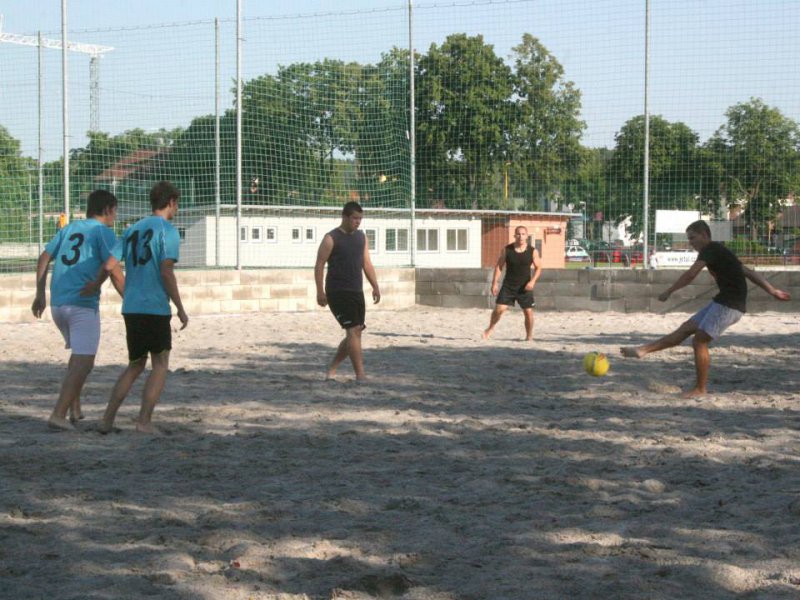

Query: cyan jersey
left=113, top=215, right=180, bottom=315
left=45, top=219, right=118, bottom=310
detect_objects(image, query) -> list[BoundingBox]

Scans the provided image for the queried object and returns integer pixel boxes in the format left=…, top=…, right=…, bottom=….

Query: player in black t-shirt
left=621, top=220, right=790, bottom=397
left=483, top=226, right=543, bottom=341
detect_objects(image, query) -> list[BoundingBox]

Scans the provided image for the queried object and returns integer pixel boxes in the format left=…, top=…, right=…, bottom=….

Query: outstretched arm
left=658, top=259, right=706, bottom=301
left=742, top=266, right=791, bottom=301
left=31, top=251, right=52, bottom=318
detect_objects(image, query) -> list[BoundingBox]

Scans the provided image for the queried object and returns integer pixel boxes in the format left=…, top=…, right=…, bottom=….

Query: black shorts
left=496, top=285, right=535, bottom=309
left=123, top=314, right=172, bottom=362
left=327, top=290, right=366, bottom=330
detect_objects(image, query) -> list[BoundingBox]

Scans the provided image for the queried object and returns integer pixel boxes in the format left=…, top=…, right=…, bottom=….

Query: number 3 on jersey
left=60, top=232, right=85, bottom=266
left=129, top=228, right=154, bottom=266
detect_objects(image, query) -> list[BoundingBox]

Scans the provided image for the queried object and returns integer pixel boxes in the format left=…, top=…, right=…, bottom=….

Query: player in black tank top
left=483, top=226, right=543, bottom=341
left=314, top=202, right=381, bottom=381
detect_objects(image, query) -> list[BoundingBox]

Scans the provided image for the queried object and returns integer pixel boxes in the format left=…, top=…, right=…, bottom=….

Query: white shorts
left=51, top=305, right=101, bottom=356
left=690, top=301, right=743, bottom=340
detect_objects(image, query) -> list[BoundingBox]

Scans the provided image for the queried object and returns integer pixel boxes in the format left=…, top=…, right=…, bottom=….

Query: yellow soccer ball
left=583, top=351, right=610, bottom=377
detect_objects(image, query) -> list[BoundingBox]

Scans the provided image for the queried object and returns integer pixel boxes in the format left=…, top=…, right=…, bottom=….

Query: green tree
left=564, top=146, right=611, bottom=240
left=707, top=98, right=800, bottom=241
left=0, top=125, right=36, bottom=242
left=415, top=34, right=514, bottom=208
left=509, top=34, right=585, bottom=210
left=606, top=115, right=702, bottom=236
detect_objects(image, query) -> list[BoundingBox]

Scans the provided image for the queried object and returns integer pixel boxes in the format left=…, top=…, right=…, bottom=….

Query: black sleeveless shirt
left=325, top=228, right=365, bottom=292
left=502, top=243, right=534, bottom=289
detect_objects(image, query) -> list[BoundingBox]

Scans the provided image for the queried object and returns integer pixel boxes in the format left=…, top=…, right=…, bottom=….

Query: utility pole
left=0, top=14, right=114, bottom=132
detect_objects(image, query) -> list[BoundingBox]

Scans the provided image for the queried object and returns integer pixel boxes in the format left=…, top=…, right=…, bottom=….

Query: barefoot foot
left=48, top=415, right=76, bottom=431
left=135, top=422, right=156, bottom=434
left=620, top=346, right=645, bottom=359
left=681, top=387, right=707, bottom=399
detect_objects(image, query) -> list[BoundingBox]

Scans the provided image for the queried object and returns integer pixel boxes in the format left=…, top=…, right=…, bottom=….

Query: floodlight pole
left=38, top=31, right=44, bottom=251
left=62, top=0, right=69, bottom=223
left=642, top=0, right=651, bottom=263
left=215, top=17, right=221, bottom=267
left=408, top=0, right=416, bottom=267
left=235, top=0, right=243, bottom=270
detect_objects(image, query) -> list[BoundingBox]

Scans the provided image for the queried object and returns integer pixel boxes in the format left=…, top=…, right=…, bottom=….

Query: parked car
left=565, top=246, right=590, bottom=262
left=579, top=239, right=610, bottom=252
left=595, top=244, right=644, bottom=265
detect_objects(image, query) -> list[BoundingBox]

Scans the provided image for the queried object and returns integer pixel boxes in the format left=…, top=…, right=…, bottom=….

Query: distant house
left=730, top=204, right=800, bottom=246
left=93, top=148, right=170, bottom=219
left=174, top=206, right=572, bottom=269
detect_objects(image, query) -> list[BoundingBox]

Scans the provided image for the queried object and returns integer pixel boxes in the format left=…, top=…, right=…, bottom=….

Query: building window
left=385, top=228, right=409, bottom=252
left=305, top=227, right=316, bottom=243
left=364, top=228, right=377, bottom=252
left=240, top=226, right=248, bottom=242
left=291, top=227, right=301, bottom=243
left=251, top=226, right=263, bottom=243
left=446, top=228, right=468, bottom=251
left=266, top=227, right=277, bottom=242
left=417, top=228, right=439, bottom=252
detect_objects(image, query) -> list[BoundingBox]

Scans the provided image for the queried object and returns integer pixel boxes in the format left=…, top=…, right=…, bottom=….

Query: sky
left=2, top=0, right=800, bottom=160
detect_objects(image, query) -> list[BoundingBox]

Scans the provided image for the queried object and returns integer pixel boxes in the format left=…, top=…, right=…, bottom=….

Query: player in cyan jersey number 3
left=32, top=190, right=122, bottom=431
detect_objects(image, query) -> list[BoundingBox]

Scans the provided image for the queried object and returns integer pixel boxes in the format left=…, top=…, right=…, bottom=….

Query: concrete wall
left=416, top=267, right=800, bottom=313
left=3, top=266, right=798, bottom=323
left=0, top=268, right=416, bottom=323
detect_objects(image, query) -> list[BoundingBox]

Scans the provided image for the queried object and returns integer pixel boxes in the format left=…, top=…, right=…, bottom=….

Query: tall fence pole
left=61, top=0, right=70, bottom=224
left=215, top=17, right=221, bottom=267
left=235, top=0, right=243, bottom=270
left=642, top=0, right=651, bottom=263
left=38, top=31, right=44, bottom=251
left=408, top=0, right=416, bottom=267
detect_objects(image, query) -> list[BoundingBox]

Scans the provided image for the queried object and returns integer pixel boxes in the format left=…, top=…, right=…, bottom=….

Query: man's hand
left=80, top=280, right=101, bottom=297
left=491, top=283, right=499, bottom=296
left=31, top=294, right=46, bottom=319
left=372, top=287, right=381, bottom=304
left=658, top=290, right=672, bottom=302
left=177, top=308, right=189, bottom=330
left=524, top=281, right=535, bottom=292
left=773, top=289, right=791, bottom=301
left=317, top=291, right=328, bottom=307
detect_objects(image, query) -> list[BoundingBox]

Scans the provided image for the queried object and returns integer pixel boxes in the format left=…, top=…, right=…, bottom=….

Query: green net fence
left=1, top=0, right=800, bottom=273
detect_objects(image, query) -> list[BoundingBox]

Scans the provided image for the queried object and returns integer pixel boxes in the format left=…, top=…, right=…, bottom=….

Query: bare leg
left=483, top=304, right=508, bottom=339
left=69, top=394, right=83, bottom=422
left=683, top=331, right=712, bottom=397
left=523, top=308, right=534, bottom=341
left=326, top=338, right=349, bottom=379
left=346, top=326, right=367, bottom=381
left=100, top=357, right=147, bottom=433
left=136, top=351, right=170, bottom=433
left=620, top=319, right=697, bottom=358
left=49, top=354, right=95, bottom=429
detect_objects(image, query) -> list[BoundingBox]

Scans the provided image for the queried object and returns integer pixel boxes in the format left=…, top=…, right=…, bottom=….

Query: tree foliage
left=707, top=98, right=800, bottom=240
left=4, top=34, right=800, bottom=250
left=606, top=115, right=703, bottom=236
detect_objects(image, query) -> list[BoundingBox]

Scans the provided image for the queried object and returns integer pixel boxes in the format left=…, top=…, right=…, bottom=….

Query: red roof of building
left=94, top=149, right=166, bottom=182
